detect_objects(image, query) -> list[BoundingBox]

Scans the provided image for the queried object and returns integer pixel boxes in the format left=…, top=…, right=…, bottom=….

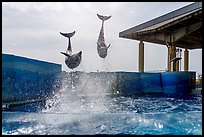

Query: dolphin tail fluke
left=97, top=14, right=111, bottom=21
left=60, top=31, right=75, bottom=38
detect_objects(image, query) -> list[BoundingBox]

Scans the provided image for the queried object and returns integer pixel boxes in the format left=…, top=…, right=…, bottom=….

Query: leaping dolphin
left=97, top=14, right=111, bottom=58
left=60, top=31, right=82, bottom=69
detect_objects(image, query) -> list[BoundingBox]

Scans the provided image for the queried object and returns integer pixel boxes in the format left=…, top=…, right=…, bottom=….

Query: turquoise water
left=2, top=73, right=202, bottom=135
left=2, top=94, right=202, bottom=135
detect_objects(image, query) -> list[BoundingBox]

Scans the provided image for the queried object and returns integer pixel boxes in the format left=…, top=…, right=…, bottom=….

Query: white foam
left=42, top=72, right=116, bottom=114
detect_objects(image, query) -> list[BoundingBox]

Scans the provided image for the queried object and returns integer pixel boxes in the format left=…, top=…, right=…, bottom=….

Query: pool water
left=2, top=74, right=202, bottom=135
left=2, top=93, right=202, bottom=135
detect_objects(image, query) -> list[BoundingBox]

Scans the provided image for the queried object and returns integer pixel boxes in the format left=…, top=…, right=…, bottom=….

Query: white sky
left=2, top=2, right=202, bottom=75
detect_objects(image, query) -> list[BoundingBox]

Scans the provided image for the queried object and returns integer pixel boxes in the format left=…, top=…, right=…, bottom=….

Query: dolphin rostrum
left=97, top=14, right=111, bottom=58
left=60, top=31, right=82, bottom=69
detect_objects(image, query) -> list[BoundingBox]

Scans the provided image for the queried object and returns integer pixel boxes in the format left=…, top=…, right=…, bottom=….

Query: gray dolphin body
left=60, top=31, right=82, bottom=69
left=97, top=14, right=111, bottom=58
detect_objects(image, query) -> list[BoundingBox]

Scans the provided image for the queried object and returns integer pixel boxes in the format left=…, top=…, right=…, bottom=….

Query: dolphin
left=60, top=31, right=82, bottom=69
left=97, top=14, right=111, bottom=58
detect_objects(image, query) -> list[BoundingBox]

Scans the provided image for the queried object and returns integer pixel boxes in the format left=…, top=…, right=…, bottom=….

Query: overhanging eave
left=119, top=2, right=202, bottom=50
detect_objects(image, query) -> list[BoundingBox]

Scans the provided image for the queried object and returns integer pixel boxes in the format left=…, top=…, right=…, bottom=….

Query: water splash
left=3, top=71, right=202, bottom=135
left=42, top=72, right=116, bottom=114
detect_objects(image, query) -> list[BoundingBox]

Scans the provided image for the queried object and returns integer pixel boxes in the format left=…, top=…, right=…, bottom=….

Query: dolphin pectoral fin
left=60, top=52, right=70, bottom=57
left=107, top=44, right=111, bottom=49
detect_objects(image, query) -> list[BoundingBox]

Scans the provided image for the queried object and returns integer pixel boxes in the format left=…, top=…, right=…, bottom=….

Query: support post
left=176, top=60, right=179, bottom=71
left=184, top=48, right=189, bottom=71
left=172, top=44, right=176, bottom=71
left=167, top=45, right=171, bottom=71
left=139, top=41, right=144, bottom=72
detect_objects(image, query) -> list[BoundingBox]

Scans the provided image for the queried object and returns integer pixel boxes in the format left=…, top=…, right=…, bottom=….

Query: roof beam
left=173, top=21, right=202, bottom=42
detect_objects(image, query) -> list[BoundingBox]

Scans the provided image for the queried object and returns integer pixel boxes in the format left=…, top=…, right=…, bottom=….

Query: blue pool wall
left=105, top=71, right=195, bottom=96
left=161, top=71, right=196, bottom=95
left=64, top=71, right=195, bottom=96
left=2, top=53, right=62, bottom=103
left=2, top=53, right=196, bottom=104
